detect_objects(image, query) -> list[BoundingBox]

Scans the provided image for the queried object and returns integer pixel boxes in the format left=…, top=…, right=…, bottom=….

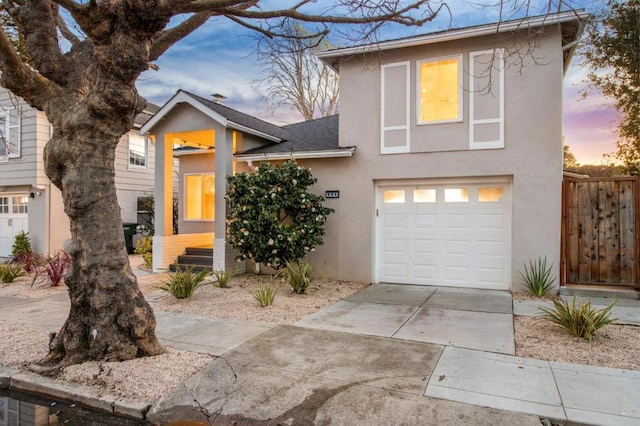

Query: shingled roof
left=238, top=115, right=342, bottom=156
left=183, top=91, right=286, bottom=140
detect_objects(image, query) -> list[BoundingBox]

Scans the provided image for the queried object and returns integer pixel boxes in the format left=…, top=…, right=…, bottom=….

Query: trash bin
left=122, top=223, right=138, bottom=254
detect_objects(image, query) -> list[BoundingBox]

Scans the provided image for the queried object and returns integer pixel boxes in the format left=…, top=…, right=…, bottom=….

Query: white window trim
left=469, top=49, right=505, bottom=150
left=416, top=54, right=464, bottom=126
left=381, top=61, right=410, bottom=154
left=0, top=107, right=21, bottom=160
left=183, top=172, right=215, bottom=222
left=128, top=132, right=148, bottom=170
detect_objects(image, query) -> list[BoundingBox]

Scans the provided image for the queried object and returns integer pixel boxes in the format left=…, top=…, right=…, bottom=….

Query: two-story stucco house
left=144, top=11, right=586, bottom=292
left=0, top=88, right=159, bottom=257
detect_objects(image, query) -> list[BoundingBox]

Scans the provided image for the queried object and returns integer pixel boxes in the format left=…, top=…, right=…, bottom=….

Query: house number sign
left=325, top=190, right=340, bottom=199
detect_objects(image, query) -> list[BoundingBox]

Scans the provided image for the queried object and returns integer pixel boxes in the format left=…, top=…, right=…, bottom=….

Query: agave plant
left=520, top=257, right=556, bottom=297
left=155, top=266, right=211, bottom=300
left=538, top=296, right=617, bottom=342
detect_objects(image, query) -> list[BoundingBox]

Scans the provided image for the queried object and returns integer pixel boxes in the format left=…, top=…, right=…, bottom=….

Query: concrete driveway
left=296, top=283, right=515, bottom=354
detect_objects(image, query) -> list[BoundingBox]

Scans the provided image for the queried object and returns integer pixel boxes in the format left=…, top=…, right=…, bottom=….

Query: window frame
left=128, top=132, right=148, bottom=169
left=416, top=54, right=464, bottom=126
left=183, top=173, right=215, bottom=222
left=469, top=49, right=505, bottom=150
left=0, top=107, right=21, bottom=160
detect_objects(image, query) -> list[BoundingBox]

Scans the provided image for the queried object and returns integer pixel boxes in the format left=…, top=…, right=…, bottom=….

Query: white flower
left=268, top=238, right=274, bottom=245
left=243, top=230, right=249, bottom=236
left=272, top=249, right=277, bottom=254
left=292, top=179, right=297, bottom=185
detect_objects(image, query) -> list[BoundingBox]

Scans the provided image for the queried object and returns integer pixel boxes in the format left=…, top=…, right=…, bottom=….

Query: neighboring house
left=144, top=10, right=586, bottom=292
left=0, top=88, right=159, bottom=257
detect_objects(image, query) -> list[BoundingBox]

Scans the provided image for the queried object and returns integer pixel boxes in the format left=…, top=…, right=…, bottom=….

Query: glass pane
left=202, top=175, right=215, bottom=220
left=414, top=189, right=436, bottom=203
left=478, top=187, right=504, bottom=202
left=185, top=175, right=202, bottom=220
left=419, top=58, right=460, bottom=123
left=445, top=188, right=469, bottom=202
left=0, top=197, right=7, bottom=213
left=383, top=190, right=405, bottom=203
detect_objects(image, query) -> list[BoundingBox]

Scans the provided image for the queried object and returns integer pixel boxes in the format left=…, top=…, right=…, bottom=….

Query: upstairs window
left=128, top=133, right=148, bottom=168
left=0, top=107, right=21, bottom=160
left=417, top=56, right=462, bottom=124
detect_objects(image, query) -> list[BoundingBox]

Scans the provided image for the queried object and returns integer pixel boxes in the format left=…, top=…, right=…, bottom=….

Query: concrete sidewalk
left=1, top=281, right=639, bottom=425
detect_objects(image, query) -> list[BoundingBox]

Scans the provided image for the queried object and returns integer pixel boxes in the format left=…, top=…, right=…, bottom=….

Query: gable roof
left=235, top=115, right=355, bottom=161
left=317, top=10, right=588, bottom=74
left=139, top=90, right=284, bottom=142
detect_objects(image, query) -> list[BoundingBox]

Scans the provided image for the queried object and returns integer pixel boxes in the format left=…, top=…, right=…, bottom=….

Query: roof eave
left=235, top=148, right=355, bottom=162
left=317, top=10, right=589, bottom=71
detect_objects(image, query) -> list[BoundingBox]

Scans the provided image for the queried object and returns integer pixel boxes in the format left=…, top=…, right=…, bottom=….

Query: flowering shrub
left=226, top=160, right=333, bottom=269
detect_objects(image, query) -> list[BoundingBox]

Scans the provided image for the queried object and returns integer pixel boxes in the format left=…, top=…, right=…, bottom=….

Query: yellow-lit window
left=185, top=174, right=215, bottom=221
left=444, top=188, right=469, bottom=203
left=418, top=57, right=461, bottom=124
left=478, top=187, right=504, bottom=202
left=383, top=190, right=405, bottom=203
left=414, top=189, right=436, bottom=203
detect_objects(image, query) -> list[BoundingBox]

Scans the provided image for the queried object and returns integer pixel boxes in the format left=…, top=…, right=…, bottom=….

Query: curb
left=0, top=365, right=151, bottom=420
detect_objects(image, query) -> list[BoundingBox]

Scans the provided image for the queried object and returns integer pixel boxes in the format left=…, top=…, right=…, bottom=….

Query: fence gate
left=562, top=177, right=640, bottom=288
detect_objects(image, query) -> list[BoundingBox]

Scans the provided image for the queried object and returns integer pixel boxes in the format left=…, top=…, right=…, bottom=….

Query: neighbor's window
left=128, top=133, right=148, bottom=168
left=418, top=56, right=462, bottom=124
left=0, top=108, right=21, bottom=159
left=185, top=174, right=215, bottom=221
left=0, top=197, right=8, bottom=213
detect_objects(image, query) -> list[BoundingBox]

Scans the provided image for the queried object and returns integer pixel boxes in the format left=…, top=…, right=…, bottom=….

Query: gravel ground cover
left=1, top=264, right=638, bottom=404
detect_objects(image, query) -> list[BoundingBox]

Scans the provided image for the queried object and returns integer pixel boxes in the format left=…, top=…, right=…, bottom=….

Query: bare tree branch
left=57, top=13, right=81, bottom=45
left=0, top=24, right=54, bottom=108
left=150, top=12, right=215, bottom=61
left=7, top=0, right=69, bottom=84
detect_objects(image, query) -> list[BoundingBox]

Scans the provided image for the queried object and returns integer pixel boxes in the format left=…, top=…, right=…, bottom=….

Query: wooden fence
left=561, top=177, right=640, bottom=288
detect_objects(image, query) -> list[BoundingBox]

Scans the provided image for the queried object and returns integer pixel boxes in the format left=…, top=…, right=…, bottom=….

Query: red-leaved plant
left=32, top=250, right=71, bottom=287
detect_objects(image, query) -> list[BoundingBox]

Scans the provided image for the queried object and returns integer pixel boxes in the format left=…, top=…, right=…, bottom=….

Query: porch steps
left=169, top=246, right=214, bottom=273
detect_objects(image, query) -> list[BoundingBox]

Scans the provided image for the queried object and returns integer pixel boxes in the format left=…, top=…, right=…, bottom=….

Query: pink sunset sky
left=562, top=60, right=618, bottom=165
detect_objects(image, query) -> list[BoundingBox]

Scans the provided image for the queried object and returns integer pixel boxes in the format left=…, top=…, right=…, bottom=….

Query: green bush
left=538, top=296, right=617, bottom=341
left=283, top=259, right=312, bottom=294
left=12, top=231, right=32, bottom=256
left=155, top=266, right=210, bottom=300
left=212, top=269, right=235, bottom=288
left=226, top=160, right=334, bottom=269
left=252, top=280, right=278, bottom=307
left=0, top=263, right=25, bottom=283
left=520, top=257, right=556, bottom=297
left=135, top=236, right=153, bottom=268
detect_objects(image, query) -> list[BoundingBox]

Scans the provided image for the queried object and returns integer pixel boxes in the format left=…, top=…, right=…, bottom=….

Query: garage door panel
left=413, top=213, right=437, bottom=228
left=414, top=265, right=437, bottom=280
left=378, top=180, right=511, bottom=290
left=383, top=238, right=406, bottom=254
left=383, top=214, right=407, bottom=228
left=444, top=240, right=470, bottom=255
left=444, top=214, right=472, bottom=229
left=413, top=239, right=437, bottom=255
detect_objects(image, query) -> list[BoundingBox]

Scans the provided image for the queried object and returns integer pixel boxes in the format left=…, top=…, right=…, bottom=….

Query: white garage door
left=0, top=195, right=29, bottom=257
left=377, top=180, right=511, bottom=290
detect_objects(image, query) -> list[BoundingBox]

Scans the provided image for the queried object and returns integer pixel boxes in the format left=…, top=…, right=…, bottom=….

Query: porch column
left=213, top=128, right=232, bottom=270
left=152, top=133, right=174, bottom=271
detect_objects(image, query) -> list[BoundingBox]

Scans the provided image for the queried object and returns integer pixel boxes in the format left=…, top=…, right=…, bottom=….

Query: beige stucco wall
left=301, top=27, right=564, bottom=290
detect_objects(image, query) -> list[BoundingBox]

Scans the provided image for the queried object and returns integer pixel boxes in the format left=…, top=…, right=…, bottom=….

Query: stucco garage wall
left=301, top=28, right=564, bottom=290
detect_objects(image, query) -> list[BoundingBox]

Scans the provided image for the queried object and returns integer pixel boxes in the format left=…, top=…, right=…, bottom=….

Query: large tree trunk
left=39, top=111, right=164, bottom=366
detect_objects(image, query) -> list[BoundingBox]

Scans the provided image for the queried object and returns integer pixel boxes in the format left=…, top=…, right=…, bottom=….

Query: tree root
left=28, top=363, right=64, bottom=376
